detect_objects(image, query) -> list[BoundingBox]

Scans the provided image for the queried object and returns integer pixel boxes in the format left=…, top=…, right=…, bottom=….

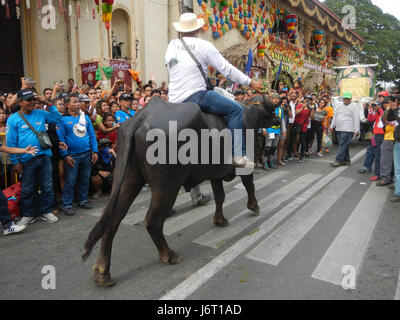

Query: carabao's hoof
left=214, top=217, right=229, bottom=227
left=160, top=249, right=181, bottom=265
left=248, top=202, right=260, bottom=214
left=91, top=270, right=115, bottom=287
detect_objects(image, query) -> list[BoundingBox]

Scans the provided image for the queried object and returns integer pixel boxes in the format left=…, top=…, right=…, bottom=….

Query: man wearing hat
left=329, top=92, right=360, bottom=167
left=165, top=12, right=264, bottom=168
left=115, top=93, right=135, bottom=124
left=6, top=89, right=63, bottom=227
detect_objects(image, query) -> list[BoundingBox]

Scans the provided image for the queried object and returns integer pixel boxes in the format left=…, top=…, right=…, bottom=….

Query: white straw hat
left=173, top=13, right=204, bottom=33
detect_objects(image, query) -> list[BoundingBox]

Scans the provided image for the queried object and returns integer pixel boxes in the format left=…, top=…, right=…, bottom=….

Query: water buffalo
left=82, top=94, right=277, bottom=286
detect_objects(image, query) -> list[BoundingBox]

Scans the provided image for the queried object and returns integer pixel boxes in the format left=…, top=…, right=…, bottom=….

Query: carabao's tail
left=82, top=123, right=138, bottom=261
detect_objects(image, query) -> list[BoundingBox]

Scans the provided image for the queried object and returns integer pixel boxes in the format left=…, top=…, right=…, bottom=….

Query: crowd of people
left=0, top=74, right=399, bottom=236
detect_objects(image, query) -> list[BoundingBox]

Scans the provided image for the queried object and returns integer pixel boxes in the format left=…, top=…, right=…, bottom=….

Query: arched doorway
left=111, top=9, right=131, bottom=59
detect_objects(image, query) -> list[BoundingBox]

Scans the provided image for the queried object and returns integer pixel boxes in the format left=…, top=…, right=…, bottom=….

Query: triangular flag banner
left=95, top=65, right=102, bottom=81
left=102, top=67, right=114, bottom=80
left=128, top=70, right=140, bottom=81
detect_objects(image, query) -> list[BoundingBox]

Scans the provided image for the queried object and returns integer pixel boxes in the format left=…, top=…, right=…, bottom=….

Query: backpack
left=2, top=182, right=22, bottom=220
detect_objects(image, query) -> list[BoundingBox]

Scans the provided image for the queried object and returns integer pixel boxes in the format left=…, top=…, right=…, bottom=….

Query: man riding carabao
left=165, top=13, right=264, bottom=168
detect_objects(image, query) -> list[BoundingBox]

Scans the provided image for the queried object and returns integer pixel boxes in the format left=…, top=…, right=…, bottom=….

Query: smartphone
left=25, top=77, right=36, bottom=87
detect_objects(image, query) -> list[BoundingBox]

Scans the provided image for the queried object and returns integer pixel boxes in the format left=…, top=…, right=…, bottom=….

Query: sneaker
left=63, top=207, right=76, bottom=216
left=3, top=221, right=27, bottom=236
left=358, top=168, right=370, bottom=174
left=370, top=176, right=380, bottom=181
left=263, top=163, right=271, bottom=171
left=297, top=158, right=304, bottom=163
left=390, top=195, right=400, bottom=202
left=376, top=180, right=391, bottom=187
left=232, top=156, right=255, bottom=168
left=41, top=213, right=59, bottom=224
left=16, top=216, right=34, bottom=227
left=316, top=152, right=324, bottom=157
left=79, top=202, right=93, bottom=209
left=192, top=194, right=211, bottom=207
left=285, top=156, right=293, bottom=161
left=330, top=161, right=342, bottom=167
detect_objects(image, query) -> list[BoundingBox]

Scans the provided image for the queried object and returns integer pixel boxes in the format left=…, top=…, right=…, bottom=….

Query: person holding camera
left=329, top=92, right=360, bottom=167
left=6, top=89, right=63, bottom=227
left=277, top=96, right=292, bottom=165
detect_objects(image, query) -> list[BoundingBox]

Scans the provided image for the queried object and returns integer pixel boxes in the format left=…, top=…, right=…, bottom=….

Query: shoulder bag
left=18, top=111, right=53, bottom=149
left=179, top=38, right=214, bottom=91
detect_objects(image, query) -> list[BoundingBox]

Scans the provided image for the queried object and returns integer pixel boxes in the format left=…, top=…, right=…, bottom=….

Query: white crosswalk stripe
left=163, top=171, right=289, bottom=235
left=395, top=271, right=400, bottom=300
left=246, top=176, right=354, bottom=265
left=159, top=157, right=355, bottom=300
left=193, top=173, right=321, bottom=249
left=311, top=183, right=389, bottom=286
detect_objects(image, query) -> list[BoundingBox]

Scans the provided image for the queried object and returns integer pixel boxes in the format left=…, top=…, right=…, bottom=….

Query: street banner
left=80, top=61, right=99, bottom=86
left=109, top=59, right=132, bottom=89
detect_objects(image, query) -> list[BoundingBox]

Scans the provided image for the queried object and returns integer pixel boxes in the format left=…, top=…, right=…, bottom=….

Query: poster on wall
left=81, top=62, right=99, bottom=86
left=109, top=59, right=132, bottom=89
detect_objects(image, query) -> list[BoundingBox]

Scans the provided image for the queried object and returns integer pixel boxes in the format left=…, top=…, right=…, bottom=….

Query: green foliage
left=323, top=0, right=400, bottom=84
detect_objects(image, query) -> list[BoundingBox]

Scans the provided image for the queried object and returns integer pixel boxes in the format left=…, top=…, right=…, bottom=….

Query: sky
left=321, top=0, right=400, bottom=21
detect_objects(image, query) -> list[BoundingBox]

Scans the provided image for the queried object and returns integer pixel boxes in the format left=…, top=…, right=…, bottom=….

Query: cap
left=17, top=89, right=35, bottom=101
left=78, top=94, right=90, bottom=102
left=119, top=93, right=133, bottom=101
left=379, top=91, right=389, bottom=97
left=271, top=93, right=281, bottom=99
left=342, top=92, right=352, bottom=99
left=304, top=94, right=312, bottom=100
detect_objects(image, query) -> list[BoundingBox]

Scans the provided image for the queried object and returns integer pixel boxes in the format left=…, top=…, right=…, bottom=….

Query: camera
left=25, top=77, right=36, bottom=88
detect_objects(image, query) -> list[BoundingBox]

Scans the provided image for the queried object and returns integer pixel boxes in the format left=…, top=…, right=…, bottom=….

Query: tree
left=323, top=0, right=400, bottom=85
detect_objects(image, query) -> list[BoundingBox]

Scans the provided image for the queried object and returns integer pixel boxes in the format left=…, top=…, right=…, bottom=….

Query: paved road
left=1, top=140, right=400, bottom=300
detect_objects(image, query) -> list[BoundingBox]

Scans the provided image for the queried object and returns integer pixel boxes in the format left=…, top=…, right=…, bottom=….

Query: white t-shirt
left=165, top=37, right=251, bottom=103
left=288, top=101, right=297, bottom=124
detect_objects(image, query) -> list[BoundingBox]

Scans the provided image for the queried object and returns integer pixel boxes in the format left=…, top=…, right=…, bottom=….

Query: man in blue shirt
left=57, top=94, right=98, bottom=216
left=115, top=93, right=135, bottom=124
left=6, top=89, right=63, bottom=227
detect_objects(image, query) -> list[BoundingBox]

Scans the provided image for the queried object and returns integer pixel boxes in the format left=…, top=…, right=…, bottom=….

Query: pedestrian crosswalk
left=86, top=148, right=399, bottom=299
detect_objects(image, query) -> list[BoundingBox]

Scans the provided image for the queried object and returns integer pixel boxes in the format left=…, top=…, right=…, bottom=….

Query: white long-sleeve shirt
left=165, top=37, right=251, bottom=103
left=330, top=102, right=360, bottom=133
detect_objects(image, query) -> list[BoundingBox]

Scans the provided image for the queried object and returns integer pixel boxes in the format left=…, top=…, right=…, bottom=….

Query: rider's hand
left=65, top=156, right=76, bottom=168
left=249, top=80, right=264, bottom=94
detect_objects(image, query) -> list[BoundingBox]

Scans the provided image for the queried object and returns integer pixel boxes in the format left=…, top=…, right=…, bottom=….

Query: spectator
left=7, top=89, right=62, bottom=227
left=277, top=96, right=291, bottom=165
left=78, top=94, right=91, bottom=116
left=310, top=98, right=328, bottom=157
left=68, top=78, right=75, bottom=93
left=57, top=94, right=98, bottom=216
left=110, top=102, right=120, bottom=116
left=234, top=90, right=245, bottom=102
left=160, top=90, right=169, bottom=101
left=140, top=84, right=153, bottom=106
left=367, top=99, right=385, bottom=180
left=133, top=89, right=142, bottom=101
left=91, top=138, right=116, bottom=199
left=151, top=89, right=161, bottom=98
left=115, top=94, right=135, bottom=124
left=294, top=96, right=311, bottom=163
left=43, top=88, right=53, bottom=102
left=97, top=113, right=118, bottom=149
left=322, top=96, right=334, bottom=154
left=376, top=98, right=396, bottom=186
left=263, top=93, right=286, bottom=170
left=329, top=92, right=360, bottom=167
left=285, top=90, right=300, bottom=160
left=1, top=144, right=39, bottom=235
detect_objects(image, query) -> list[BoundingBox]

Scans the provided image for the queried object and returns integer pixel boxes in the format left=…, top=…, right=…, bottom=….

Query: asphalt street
left=1, top=139, right=400, bottom=301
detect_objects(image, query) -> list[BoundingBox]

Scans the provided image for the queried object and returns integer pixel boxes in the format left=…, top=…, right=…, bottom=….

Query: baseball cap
left=379, top=91, right=389, bottom=97
left=342, top=92, right=352, bottom=99
left=99, top=138, right=112, bottom=146
left=78, top=94, right=90, bottom=102
left=119, top=93, right=133, bottom=101
left=304, top=94, right=312, bottom=100
left=17, top=89, right=35, bottom=101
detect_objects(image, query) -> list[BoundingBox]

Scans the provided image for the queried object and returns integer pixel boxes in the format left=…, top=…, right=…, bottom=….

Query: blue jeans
left=335, top=131, right=354, bottom=163
left=373, top=134, right=384, bottom=177
left=0, top=190, right=10, bottom=226
left=62, top=151, right=92, bottom=209
left=393, top=142, right=400, bottom=196
left=20, top=156, right=54, bottom=217
left=184, top=90, right=245, bottom=157
left=363, top=140, right=375, bottom=171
